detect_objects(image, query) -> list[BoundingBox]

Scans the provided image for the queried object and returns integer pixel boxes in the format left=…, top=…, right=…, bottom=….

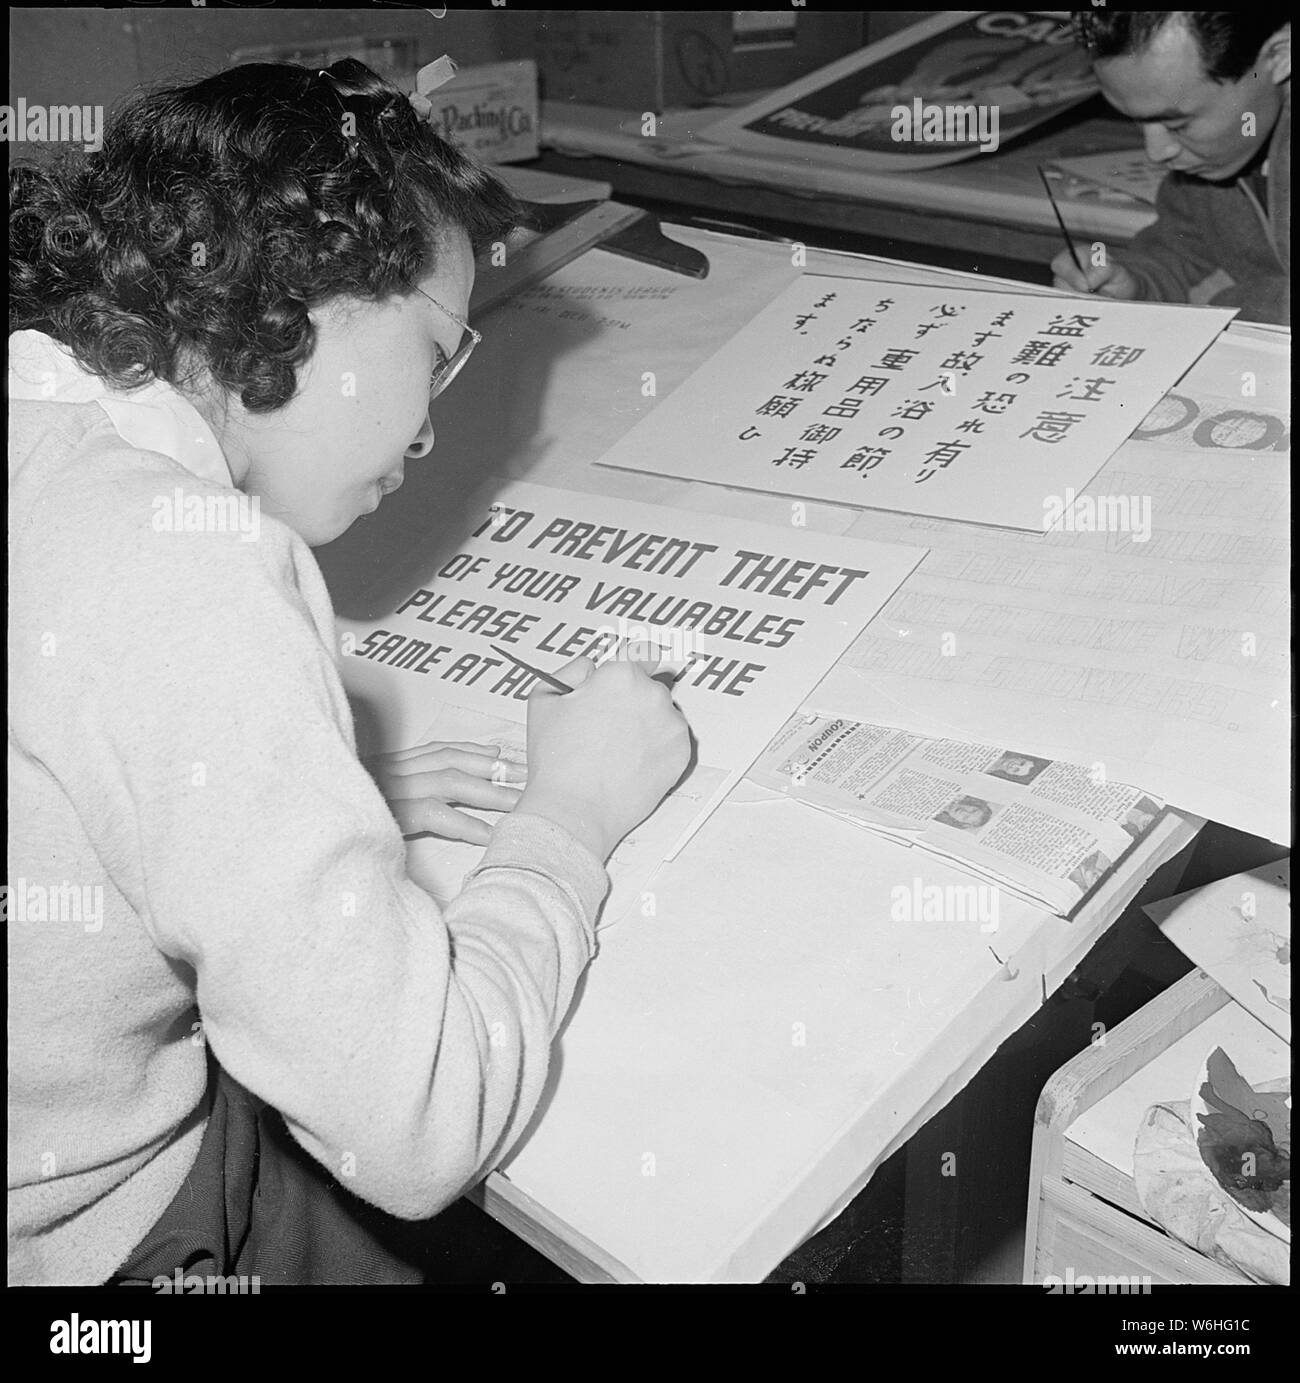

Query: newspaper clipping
left=752, top=713, right=1166, bottom=917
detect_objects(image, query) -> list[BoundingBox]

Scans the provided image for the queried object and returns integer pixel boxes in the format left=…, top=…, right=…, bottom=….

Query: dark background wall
left=8, top=8, right=923, bottom=127
left=10, top=7, right=535, bottom=114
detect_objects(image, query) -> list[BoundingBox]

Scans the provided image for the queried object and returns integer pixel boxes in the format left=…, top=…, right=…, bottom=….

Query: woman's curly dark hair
left=9, top=60, right=522, bottom=412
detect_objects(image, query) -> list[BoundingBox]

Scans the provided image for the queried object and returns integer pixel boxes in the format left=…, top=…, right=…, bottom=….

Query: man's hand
left=368, top=741, right=526, bottom=845
left=1051, top=249, right=1141, bottom=299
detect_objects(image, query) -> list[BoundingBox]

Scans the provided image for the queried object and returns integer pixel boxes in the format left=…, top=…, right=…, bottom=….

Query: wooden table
left=325, top=230, right=1233, bottom=1283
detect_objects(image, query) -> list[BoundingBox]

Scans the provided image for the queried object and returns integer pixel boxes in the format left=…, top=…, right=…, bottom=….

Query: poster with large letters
left=340, top=481, right=925, bottom=913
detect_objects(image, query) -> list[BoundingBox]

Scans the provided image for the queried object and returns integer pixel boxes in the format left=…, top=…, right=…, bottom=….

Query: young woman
left=8, top=60, right=690, bottom=1285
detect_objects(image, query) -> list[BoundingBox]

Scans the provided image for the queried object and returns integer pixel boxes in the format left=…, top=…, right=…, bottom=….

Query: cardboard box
left=534, top=11, right=865, bottom=112
left=423, top=59, right=539, bottom=165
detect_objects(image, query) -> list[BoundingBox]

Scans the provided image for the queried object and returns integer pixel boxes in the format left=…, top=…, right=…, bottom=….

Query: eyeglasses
left=416, top=287, right=481, bottom=400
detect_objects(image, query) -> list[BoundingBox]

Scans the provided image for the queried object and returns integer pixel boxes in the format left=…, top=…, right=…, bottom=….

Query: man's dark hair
left=1073, top=11, right=1284, bottom=83
left=10, top=59, right=521, bottom=413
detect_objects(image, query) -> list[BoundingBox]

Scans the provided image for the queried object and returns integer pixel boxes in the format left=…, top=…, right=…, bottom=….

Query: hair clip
left=409, top=54, right=457, bottom=121
left=416, top=55, right=458, bottom=94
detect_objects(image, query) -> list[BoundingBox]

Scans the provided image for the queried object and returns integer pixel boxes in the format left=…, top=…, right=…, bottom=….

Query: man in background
left=1052, top=12, right=1289, bottom=325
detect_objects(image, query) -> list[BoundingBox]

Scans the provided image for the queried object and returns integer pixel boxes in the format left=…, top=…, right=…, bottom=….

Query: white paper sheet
left=491, top=785, right=1199, bottom=1281
left=597, top=274, right=1234, bottom=529
left=807, top=325, right=1289, bottom=843
left=1145, top=861, right=1290, bottom=1042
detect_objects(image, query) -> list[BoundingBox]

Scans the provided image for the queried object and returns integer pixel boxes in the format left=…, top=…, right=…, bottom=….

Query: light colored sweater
left=7, top=330, right=608, bottom=1285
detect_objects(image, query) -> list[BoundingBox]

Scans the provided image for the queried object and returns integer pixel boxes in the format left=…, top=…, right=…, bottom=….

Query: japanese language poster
left=597, top=276, right=1234, bottom=530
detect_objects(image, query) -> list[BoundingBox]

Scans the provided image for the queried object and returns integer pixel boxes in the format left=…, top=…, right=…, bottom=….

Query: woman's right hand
left=515, top=653, right=692, bottom=862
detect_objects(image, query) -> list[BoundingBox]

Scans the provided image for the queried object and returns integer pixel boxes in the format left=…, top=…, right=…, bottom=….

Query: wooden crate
left=1024, top=968, right=1255, bottom=1286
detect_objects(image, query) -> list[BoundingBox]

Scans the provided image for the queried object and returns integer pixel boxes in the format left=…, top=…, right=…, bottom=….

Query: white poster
left=341, top=480, right=925, bottom=873
left=596, top=274, right=1233, bottom=529
left=703, top=11, right=1098, bottom=173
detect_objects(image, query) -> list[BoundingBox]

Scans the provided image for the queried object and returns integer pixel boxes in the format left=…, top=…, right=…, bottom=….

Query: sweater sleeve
left=1206, top=268, right=1290, bottom=326
left=1115, top=173, right=1225, bottom=305
left=27, top=451, right=608, bottom=1221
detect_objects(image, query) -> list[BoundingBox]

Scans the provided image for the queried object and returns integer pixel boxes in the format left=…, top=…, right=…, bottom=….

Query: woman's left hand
left=368, top=741, right=526, bottom=845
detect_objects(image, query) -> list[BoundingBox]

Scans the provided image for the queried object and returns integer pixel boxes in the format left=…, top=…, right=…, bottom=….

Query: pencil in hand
left=1037, top=164, right=1085, bottom=279
left=488, top=645, right=575, bottom=694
